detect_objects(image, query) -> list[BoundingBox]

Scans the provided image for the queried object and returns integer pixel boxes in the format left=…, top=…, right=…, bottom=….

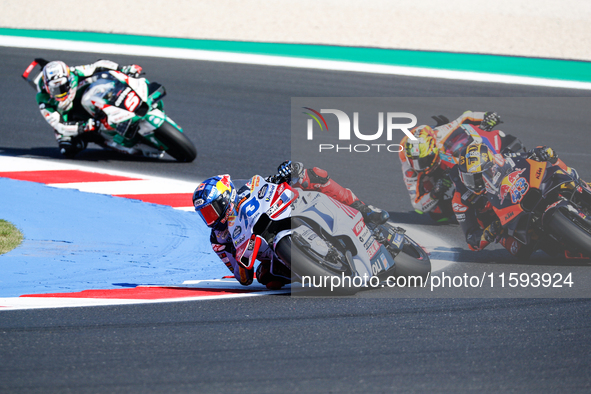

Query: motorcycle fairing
left=292, top=190, right=396, bottom=278
left=238, top=235, right=263, bottom=270
left=81, top=71, right=150, bottom=127
left=370, top=248, right=398, bottom=277
left=267, top=182, right=298, bottom=219
left=491, top=157, right=585, bottom=245
left=539, top=165, right=580, bottom=199
left=229, top=176, right=296, bottom=269
left=22, top=59, right=44, bottom=90
left=109, top=71, right=148, bottom=103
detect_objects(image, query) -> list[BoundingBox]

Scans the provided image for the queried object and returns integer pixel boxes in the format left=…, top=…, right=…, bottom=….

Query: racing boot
left=350, top=201, right=389, bottom=225
left=256, top=259, right=291, bottom=290
left=58, top=136, right=87, bottom=158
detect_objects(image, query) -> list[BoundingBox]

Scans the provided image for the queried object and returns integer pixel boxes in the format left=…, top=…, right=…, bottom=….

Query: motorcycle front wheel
left=392, top=236, right=431, bottom=282
left=153, top=121, right=197, bottom=162
left=547, top=206, right=591, bottom=256
left=275, top=234, right=359, bottom=295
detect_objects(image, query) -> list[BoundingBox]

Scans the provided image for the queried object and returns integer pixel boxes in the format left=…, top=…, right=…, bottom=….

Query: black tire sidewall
left=547, top=207, right=591, bottom=256
left=152, top=121, right=197, bottom=162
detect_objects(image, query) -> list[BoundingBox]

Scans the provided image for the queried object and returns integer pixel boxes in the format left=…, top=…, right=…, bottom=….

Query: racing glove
left=82, top=119, right=97, bottom=133
left=430, top=178, right=453, bottom=200
left=120, top=64, right=143, bottom=78
left=528, top=146, right=557, bottom=163
left=277, top=160, right=293, bottom=178
left=479, top=112, right=502, bottom=131
left=75, top=119, right=96, bottom=135
left=277, top=160, right=304, bottom=183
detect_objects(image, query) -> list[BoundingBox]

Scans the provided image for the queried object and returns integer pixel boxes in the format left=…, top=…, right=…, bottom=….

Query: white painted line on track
left=0, top=155, right=77, bottom=171
left=175, top=206, right=197, bottom=212
left=0, top=291, right=289, bottom=311
left=2, top=35, right=591, bottom=90
left=0, top=156, right=200, bottom=208
left=46, top=179, right=195, bottom=195
left=0, top=155, right=199, bottom=185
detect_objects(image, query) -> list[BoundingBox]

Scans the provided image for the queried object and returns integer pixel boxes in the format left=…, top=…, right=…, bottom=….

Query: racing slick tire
left=275, top=235, right=359, bottom=295
left=392, top=237, right=432, bottom=285
left=153, top=121, right=197, bottom=162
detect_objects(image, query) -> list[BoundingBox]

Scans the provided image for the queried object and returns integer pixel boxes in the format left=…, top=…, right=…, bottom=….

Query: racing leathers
left=36, top=60, right=142, bottom=157
left=288, top=163, right=390, bottom=225
left=399, top=111, right=502, bottom=221
left=208, top=181, right=291, bottom=290
left=449, top=164, right=505, bottom=252
left=450, top=148, right=562, bottom=258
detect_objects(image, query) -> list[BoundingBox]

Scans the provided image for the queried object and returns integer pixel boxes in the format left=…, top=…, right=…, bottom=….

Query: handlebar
left=268, top=173, right=293, bottom=185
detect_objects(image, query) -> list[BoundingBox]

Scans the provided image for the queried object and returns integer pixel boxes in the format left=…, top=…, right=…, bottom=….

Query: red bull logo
left=499, top=169, right=528, bottom=203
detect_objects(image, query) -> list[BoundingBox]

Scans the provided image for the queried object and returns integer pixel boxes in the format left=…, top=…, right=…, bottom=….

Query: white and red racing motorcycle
left=229, top=175, right=431, bottom=292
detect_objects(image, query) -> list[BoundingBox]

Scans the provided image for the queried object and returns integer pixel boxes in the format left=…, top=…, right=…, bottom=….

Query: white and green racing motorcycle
left=23, top=58, right=197, bottom=162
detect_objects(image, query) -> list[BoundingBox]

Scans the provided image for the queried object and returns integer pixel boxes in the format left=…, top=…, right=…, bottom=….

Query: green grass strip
left=0, top=219, right=23, bottom=255
left=2, top=27, right=591, bottom=82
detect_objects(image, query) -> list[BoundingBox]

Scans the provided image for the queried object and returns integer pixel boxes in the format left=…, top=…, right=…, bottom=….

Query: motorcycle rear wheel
left=547, top=206, right=591, bottom=256
left=153, top=121, right=197, bottom=162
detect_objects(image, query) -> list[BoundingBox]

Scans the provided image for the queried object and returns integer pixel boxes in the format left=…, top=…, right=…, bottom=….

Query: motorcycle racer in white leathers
left=192, top=163, right=390, bottom=289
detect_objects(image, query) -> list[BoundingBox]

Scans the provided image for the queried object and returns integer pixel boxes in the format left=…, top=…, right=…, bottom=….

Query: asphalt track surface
left=2, top=46, right=591, bottom=392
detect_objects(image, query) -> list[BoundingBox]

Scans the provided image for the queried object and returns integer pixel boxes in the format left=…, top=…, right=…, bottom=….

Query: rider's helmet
left=458, top=143, right=496, bottom=195
left=42, top=61, right=75, bottom=102
left=192, top=174, right=237, bottom=229
left=405, top=125, right=440, bottom=174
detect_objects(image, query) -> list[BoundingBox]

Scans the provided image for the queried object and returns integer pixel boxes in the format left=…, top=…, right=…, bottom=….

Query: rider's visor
left=196, top=195, right=229, bottom=227
left=409, top=153, right=436, bottom=172
left=47, top=77, right=70, bottom=101
left=197, top=203, right=222, bottom=226
left=460, top=171, right=485, bottom=193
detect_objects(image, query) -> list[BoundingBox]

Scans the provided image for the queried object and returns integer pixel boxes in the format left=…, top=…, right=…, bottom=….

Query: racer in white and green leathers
left=36, top=60, right=142, bottom=157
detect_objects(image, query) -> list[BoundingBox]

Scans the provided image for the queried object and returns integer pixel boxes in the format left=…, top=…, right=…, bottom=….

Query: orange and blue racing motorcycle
left=486, top=154, right=591, bottom=259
